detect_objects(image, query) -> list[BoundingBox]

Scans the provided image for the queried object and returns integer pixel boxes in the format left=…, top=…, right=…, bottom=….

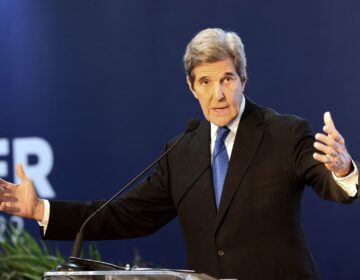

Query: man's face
left=188, top=58, right=245, bottom=127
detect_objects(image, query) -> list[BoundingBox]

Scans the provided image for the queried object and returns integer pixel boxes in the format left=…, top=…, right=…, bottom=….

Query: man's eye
left=200, top=80, right=209, bottom=85
left=224, top=77, right=233, bottom=82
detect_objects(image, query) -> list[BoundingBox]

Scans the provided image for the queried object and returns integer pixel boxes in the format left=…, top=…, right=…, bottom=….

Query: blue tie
left=212, top=126, right=230, bottom=209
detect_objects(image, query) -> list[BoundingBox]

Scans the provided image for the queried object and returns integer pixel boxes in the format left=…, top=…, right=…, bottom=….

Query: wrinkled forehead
left=192, top=58, right=238, bottom=81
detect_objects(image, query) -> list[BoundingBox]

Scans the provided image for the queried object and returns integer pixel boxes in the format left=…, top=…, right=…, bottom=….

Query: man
left=0, top=28, right=358, bottom=279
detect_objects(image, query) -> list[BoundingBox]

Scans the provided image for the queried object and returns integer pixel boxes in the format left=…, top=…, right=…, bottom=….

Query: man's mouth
left=212, top=106, right=228, bottom=113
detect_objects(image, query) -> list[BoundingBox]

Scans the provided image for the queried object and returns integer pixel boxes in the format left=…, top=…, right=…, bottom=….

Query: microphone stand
left=53, top=119, right=199, bottom=271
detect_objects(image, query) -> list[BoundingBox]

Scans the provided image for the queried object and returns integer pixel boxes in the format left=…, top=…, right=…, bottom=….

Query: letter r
left=13, top=137, right=55, bottom=198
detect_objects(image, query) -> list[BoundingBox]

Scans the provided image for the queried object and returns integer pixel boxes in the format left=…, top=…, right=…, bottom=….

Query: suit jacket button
left=217, top=250, right=225, bottom=256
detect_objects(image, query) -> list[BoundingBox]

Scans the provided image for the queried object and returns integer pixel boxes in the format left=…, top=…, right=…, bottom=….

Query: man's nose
left=213, top=83, right=224, bottom=100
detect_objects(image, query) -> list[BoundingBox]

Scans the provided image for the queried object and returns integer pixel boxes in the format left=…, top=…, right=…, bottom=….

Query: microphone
left=185, top=118, right=200, bottom=132
left=56, top=118, right=199, bottom=271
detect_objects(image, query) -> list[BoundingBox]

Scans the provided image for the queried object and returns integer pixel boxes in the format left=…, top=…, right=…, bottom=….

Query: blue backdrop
left=1, top=0, right=360, bottom=279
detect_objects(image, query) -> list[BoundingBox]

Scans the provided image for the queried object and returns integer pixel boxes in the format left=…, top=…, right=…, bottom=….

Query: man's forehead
left=193, top=58, right=237, bottom=79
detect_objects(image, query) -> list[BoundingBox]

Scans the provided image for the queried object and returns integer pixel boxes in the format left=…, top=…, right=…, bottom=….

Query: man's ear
left=187, top=76, right=198, bottom=99
left=241, top=77, right=247, bottom=92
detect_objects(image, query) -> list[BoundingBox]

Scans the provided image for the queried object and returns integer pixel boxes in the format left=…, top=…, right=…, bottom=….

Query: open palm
left=0, top=164, right=43, bottom=221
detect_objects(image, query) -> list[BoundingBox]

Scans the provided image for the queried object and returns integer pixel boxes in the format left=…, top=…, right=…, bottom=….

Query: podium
left=43, top=269, right=217, bottom=280
left=42, top=257, right=217, bottom=280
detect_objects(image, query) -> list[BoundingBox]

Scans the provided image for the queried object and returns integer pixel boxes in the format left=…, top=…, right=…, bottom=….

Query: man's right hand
left=0, top=163, right=44, bottom=221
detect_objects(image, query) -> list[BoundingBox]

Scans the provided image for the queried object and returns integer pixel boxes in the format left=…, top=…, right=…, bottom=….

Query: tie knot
left=215, top=126, right=230, bottom=143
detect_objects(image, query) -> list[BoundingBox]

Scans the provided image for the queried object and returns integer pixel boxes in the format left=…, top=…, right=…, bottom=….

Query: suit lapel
left=174, top=121, right=217, bottom=218
left=215, top=99, right=265, bottom=232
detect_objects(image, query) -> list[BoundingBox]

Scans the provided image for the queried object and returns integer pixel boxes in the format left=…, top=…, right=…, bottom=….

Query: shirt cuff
left=332, top=159, right=359, bottom=197
left=37, top=199, right=50, bottom=234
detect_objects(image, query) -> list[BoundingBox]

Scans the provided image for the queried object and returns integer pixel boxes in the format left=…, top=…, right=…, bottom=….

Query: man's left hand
left=313, top=112, right=352, bottom=177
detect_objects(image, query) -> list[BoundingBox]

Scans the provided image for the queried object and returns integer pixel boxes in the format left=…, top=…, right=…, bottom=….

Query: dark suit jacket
left=43, top=99, right=358, bottom=280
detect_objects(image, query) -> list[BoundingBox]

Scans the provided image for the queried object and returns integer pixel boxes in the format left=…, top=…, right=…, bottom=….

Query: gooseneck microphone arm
left=71, top=118, right=200, bottom=258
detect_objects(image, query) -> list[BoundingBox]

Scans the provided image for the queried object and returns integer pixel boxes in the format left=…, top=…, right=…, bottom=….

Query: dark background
left=1, top=0, right=360, bottom=279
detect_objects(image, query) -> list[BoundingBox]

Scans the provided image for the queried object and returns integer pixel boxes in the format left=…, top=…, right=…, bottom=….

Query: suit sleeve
left=290, top=119, right=358, bottom=203
left=42, top=143, right=177, bottom=241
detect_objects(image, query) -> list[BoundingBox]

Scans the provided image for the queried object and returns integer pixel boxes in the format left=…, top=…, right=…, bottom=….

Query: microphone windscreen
left=186, top=118, right=200, bottom=132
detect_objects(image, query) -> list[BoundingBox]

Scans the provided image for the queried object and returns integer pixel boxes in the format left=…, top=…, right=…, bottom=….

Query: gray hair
left=183, top=28, right=247, bottom=88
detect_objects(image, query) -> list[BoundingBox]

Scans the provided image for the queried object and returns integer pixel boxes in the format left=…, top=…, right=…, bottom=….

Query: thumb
left=16, top=163, right=29, bottom=182
left=323, top=111, right=335, bottom=129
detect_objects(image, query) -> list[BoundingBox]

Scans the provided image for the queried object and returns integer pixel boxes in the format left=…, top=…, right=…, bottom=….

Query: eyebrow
left=223, top=72, right=236, bottom=77
left=197, top=72, right=236, bottom=82
left=198, top=76, right=209, bottom=83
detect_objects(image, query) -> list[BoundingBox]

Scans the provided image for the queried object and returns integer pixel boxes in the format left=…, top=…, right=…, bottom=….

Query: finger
left=323, top=112, right=335, bottom=129
left=0, top=204, right=20, bottom=214
left=323, top=112, right=344, bottom=144
left=0, top=186, right=11, bottom=194
left=313, top=141, right=337, bottom=157
left=15, top=163, right=29, bottom=182
left=0, top=196, right=17, bottom=203
left=323, top=125, right=344, bottom=144
left=315, top=133, right=344, bottom=156
left=313, top=152, right=332, bottom=164
left=315, top=133, right=336, bottom=147
left=0, top=178, right=11, bottom=187
left=0, top=181, right=14, bottom=191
